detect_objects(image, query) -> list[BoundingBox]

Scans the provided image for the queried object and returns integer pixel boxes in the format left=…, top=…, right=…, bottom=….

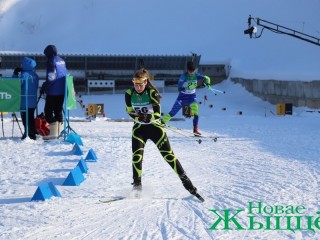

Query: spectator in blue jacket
left=13, top=57, right=39, bottom=140
left=41, top=45, right=68, bottom=140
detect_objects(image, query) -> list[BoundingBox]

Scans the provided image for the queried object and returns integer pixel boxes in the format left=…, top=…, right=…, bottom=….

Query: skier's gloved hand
left=138, top=114, right=151, bottom=123
left=178, top=86, right=186, bottom=92
left=204, top=76, right=211, bottom=88
left=13, top=67, right=22, bottom=75
left=160, top=119, right=166, bottom=126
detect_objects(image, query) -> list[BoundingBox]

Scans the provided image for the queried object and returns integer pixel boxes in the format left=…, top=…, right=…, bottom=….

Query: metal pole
left=25, top=77, right=29, bottom=137
left=1, top=112, right=4, bottom=137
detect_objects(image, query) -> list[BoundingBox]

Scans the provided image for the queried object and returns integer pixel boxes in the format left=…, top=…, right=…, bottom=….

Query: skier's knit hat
left=43, top=45, right=57, bottom=58
left=22, top=57, right=36, bottom=71
left=187, top=61, right=195, bottom=71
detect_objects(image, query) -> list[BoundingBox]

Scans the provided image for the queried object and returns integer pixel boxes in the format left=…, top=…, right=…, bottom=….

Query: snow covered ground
left=1, top=79, right=320, bottom=239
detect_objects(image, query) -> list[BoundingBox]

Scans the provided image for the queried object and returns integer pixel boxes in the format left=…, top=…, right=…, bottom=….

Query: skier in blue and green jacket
left=162, top=61, right=210, bottom=135
left=125, top=68, right=199, bottom=196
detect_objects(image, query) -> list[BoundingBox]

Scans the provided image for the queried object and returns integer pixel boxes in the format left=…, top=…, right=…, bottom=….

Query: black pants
left=20, top=108, right=36, bottom=139
left=44, top=95, right=64, bottom=123
left=131, top=122, right=185, bottom=182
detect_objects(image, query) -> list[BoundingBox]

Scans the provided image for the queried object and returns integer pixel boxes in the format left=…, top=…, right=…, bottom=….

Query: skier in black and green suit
left=125, top=68, right=199, bottom=196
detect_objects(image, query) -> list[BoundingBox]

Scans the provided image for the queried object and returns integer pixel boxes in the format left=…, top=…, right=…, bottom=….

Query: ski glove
left=138, top=114, right=151, bottom=123
left=178, top=86, right=186, bottom=92
left=13, top=67, right=22, bottom=75
left=40, top=87, right=45, bottom=95
left=204, top=76, right=211, bottom=87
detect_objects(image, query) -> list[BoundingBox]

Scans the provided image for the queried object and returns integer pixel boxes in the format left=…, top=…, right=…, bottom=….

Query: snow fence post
left=31, top=182, right=61, bottom=201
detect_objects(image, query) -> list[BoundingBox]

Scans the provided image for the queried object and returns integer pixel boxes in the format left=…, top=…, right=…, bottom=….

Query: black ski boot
left=179, top=173, right=205, bottom=202
left=21, top=133, right=27, bottom=140
left=131, top=178, right=142, bottom=198
left=179, top=173, right=197, bottom=195
left=131, top=178, right=142, bottom=191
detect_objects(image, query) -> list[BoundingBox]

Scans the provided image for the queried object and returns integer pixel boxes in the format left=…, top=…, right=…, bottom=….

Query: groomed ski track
left=1, top=115, right=320, bottom=239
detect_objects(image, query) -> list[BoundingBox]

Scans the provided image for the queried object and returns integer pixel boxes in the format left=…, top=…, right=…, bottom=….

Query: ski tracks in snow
left=1, top=120, right=320, bottom=239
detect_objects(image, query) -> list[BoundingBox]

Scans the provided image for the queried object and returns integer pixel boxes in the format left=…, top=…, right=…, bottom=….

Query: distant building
left=0, top=52, right=227, bottom=93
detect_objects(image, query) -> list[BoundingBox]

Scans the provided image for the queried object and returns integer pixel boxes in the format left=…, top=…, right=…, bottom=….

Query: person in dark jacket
left=12, top=57, right=39, bottom=140
left=41, top=45, right=68, bottom=140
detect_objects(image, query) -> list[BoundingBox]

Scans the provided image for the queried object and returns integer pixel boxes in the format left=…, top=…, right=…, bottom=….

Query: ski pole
left=205, top=84, right=226, bottom=94
left=164, top=125, right=202, bottom=144
left=162, top=123, right=219, bottom=142
left=210, top=87, right=225, bottom=94
left=163, top=123, right=191, bottom=134
left=162, top=123, right=201, bottom=137
left=154, top=122, right=202, bottom=144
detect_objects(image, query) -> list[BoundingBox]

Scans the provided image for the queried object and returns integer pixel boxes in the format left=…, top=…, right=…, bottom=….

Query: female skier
left=125, top=68, right=203, bottom=201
